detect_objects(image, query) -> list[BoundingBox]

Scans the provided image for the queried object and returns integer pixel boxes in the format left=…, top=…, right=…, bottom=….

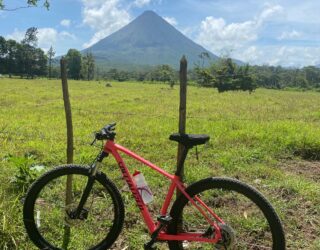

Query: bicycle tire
left=167, top=177, right=285, bottom=250
left=23, top=165, right=125, bottom=250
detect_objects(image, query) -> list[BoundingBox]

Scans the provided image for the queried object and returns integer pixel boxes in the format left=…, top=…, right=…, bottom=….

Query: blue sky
left=1, top=0, right=319, bottom=67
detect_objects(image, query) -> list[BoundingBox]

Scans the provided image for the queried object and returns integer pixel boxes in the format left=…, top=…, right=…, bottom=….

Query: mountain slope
left=84, top=10, right=219, bottom=69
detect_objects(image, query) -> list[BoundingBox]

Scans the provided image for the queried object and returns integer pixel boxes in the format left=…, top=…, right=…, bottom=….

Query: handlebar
left=94, top=122, right=116, bottom=141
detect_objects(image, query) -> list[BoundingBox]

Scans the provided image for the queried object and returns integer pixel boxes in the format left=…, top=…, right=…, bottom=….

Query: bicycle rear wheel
left=168, top=177, right=285, bottom=250
left=23, top=165, right=124, bottom=250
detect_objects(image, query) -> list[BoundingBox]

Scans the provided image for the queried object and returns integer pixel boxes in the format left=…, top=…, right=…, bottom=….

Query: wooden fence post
left=175, top=55, right=187, bottom=230
left=60, top=57, right=73, bottom=248
left=61, top=57, right=73, bottom=165
left=177, top=55, right=187, bottom=184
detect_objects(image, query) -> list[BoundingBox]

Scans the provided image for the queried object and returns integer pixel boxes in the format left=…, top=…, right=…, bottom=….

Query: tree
left=237, top=64, right=256, bottom=93
left=194, top=58, right=256, bottom=93
left=158, top=65, right=175, bottom=84
left=66, top=49, right=81, bottom=80
left=214, top=58, right=236, bottom=92
left=0, top=36, right=7, bottom=74
left=106, top=68, right=118, bottom=80
left=20, top=28, right=36, bottom=77
left=117, top=71, right=129, bottom=82
left=22, top=27, right=38, bottom=47
left=81, top=52, right=95, bottom=81
left=6, top=39, right=19, bottom=77
left=34, top=48, right=47, bottom=76
left=0, top=0, right=49, bottom=10
left=304, top=66, right=320, bottom=85
left=147, top=64, right=175, bottom=85
left=47, top=46, right=55, bottom=79
left=198, top=52, right=211, bottom=68
left=194, top=67, right=215, bottom=87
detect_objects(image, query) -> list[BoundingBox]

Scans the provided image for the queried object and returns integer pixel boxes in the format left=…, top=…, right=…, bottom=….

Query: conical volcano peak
left=140, top=10, right=159, bottom=17
left=132, top=9, right=169, bottom=27
left=84, top=10, right=220, bottom=69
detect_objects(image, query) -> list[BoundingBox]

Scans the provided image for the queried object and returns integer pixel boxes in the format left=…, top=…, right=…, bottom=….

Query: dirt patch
left=277, top=160, right=320, bottom=182
left=271, top=187, right=319, bottom=249
left=267, top=161, right=320, bottom=248
left=293, top=147, right=320, bottom=161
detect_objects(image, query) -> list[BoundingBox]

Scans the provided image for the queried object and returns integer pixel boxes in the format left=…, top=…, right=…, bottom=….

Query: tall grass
left=0, top=78, right=319, bottom=249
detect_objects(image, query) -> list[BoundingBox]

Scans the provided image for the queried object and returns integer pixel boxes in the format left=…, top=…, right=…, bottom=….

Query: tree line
left=191, top=53, right=320, bottom=91
left=0, top=28, right=95, bottom=80
left=76, top=57, right=320, bottom=92
left=0, top=28, right=47, bottom=78
left=1, top=28, right=320, bottom=91
left=99, top=64, right=176, bottom=85
left=250, top=65, right=320, bottom=89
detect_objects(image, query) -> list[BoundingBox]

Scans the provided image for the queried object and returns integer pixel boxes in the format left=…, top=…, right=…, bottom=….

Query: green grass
left=1, top=78, right=320, bottom=249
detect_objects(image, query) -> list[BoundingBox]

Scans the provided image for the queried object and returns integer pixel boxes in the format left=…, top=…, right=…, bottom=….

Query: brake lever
left=90, top=137, right=97, bottom=146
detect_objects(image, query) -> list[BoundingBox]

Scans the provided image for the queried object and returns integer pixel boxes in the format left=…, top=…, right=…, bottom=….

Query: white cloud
left=133, top=0, right=151, bottom=8
left=5, top=28, right=77, bottom=52
left=257, top=4, right=284, bottom=25
left=236, top=46, right=262, bottom=63
left=164, top=16, right=177, bottom=26
left=5, top=28, right=24, bottom=41
left=193, top=4, right=320, bottom=66
left=82, top=0, right=131, bottom=48
left=38, top=28, right=58, bottom=48
left=278, top=30, right=301, bottom=40
left=60, top=31, right=77, bottom=40
left=234, top=45, right=320, bottom=67
left=196, top=4, right=283, bottom=54
left=60, top=19, right=71, bottom=27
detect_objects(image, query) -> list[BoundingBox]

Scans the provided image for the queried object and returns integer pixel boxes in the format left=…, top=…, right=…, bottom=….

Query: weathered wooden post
left=177, top=55, right=187, bottom=186
left=175, top=55, right=187, bottom=231
left=61, top=57, right=74, bottom=165
left=60, top=57, right=73, bottom=248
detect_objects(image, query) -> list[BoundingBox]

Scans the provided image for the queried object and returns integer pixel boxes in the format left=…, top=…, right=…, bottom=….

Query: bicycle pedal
left=157, top=215, right=172, bottom=225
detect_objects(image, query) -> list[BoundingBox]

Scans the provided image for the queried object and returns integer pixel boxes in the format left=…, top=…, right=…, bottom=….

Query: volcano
left=84, top=10, right=220, bottom=69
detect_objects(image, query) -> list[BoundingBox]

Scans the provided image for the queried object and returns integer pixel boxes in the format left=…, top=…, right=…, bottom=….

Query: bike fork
left=70, top=151, right=107, bottom=219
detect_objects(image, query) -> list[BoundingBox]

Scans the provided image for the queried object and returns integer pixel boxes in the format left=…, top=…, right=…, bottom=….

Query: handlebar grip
left=95, top=122, right=117, bottom=140
left=103, top=122, right=116, bottom=131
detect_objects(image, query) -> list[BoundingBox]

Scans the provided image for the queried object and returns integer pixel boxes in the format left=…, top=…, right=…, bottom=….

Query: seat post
left=175, top=145, right=189, bottom=177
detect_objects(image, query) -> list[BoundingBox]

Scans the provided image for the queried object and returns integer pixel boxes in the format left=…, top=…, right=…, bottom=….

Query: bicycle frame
left=103, top=140, right=224, bottom=243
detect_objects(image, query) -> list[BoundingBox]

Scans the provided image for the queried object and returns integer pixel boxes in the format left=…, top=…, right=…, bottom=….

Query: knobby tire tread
left=23, top=165, right=125, bottom=250
left=167, top=177, right=285, bottom=250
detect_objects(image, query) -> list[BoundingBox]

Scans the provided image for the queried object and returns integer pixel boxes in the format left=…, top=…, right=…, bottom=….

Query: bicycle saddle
left=169, top=133, right=210, bottom=148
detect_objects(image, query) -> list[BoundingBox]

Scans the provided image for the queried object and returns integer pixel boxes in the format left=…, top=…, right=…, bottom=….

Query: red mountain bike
left=23, top=123, right=285, bottom=249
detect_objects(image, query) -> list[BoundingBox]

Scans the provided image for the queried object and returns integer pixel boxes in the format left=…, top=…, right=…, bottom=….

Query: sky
left=0, top=0, right=319, bottom=67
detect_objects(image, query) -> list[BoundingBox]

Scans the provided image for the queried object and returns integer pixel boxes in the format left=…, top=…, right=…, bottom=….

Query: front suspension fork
left=71, top=151, right=108, bottom=219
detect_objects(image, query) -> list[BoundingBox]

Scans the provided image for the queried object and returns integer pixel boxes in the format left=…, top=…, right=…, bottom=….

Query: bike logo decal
left=118, top=162, right=144, bottom=210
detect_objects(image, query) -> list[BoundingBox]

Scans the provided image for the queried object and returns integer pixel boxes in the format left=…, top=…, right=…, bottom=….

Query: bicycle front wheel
left=23, top=165, right=124, bottom=250
left=168, top=177, right=285, bottom=250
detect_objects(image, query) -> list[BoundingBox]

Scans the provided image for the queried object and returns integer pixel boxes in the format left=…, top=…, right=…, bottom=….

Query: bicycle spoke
left=33, top=174, right=116, bottom=249
left=181, top=189, right=273, bottom=249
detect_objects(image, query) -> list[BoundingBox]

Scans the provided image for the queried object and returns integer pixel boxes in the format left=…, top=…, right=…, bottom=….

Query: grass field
left=1, top=78, right=320, bottom=249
